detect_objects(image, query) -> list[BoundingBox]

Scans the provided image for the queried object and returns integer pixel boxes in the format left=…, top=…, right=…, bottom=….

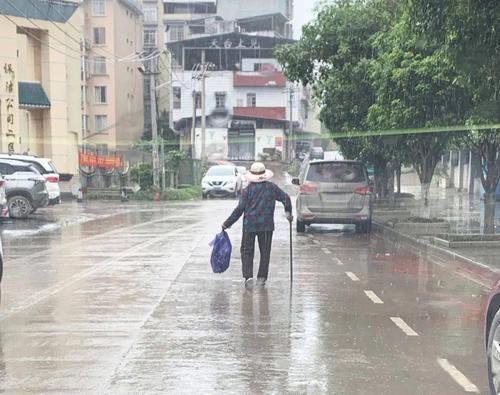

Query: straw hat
left=245, top=162, right=274, bottom=183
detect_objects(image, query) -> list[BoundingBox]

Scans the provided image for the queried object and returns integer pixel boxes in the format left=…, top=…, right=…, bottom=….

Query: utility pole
left=148, top=58, right=160, bottom=190
left=201, top=49, right=207, bottom=162
left=289, top=87, right=294, bottom=163
left=192, top=90, right=197, bottom=159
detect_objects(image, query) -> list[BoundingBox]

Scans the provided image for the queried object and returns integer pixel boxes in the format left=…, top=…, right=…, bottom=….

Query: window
left=95, top=86, right=107, bottom=104
left=195, top=92, right=201, bottom=109
left=215, top=92, right=226, bottom=109
left=173, top=87, right=181, bottom=109
left=92, top=0, right=105, bottom=16
left=144, top=30, right=157, bottom=47
left=95, top=115, right=107, bottom=133
left=93, top=57, right=106, bottom=74
left=247, top=93, right=257, bottom=107
left=143, top=4, right=158, bottom=24
left=0, top=163, right=14, bottom=175
left=168, top=25, right=185, bottom=42
left=94, top=27, right=106, bottom=45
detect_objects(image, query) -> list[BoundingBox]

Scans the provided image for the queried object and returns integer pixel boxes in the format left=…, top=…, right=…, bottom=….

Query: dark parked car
left=485, top=282, right=500, bottom=394
left=293, top=160, right=372, bottom=233
left=0, top=159, right=49, bottom=219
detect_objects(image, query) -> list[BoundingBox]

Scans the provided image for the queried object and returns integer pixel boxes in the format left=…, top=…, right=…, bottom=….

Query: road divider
left=437, top=358, right=479, bottom=393
left=364, top=290, right=384, bottom=304
left=390, top=317, right=419, bottom=336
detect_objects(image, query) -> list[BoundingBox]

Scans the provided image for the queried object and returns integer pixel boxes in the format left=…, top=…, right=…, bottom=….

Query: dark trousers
left=241, top=231, right=273, bottom=280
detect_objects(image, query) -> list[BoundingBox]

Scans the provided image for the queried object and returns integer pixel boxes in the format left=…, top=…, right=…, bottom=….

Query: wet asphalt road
left=0, top=198, right=492, bottom=394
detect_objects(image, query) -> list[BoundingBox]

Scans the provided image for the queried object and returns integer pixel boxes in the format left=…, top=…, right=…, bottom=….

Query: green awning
left=0, top=0, right=78, bottom=23
left=18, top=82, right=50, bottom=109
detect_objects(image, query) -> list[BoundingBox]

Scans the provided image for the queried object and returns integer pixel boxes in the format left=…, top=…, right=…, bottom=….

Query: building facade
left=0, top=0, right=82, bottom=175
left=168, top=26, right=306, bottom=161
left=81, top=0, right=144, bottom=154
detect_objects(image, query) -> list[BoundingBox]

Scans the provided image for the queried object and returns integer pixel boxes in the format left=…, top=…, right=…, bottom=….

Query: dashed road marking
left=334, top=258, right=344, bottom=266
left=313, top=239, right=320, bottom=245
left=364, top=290, right=384, bottom=304
left=322, top=248, right=331, bottom=254
left=345, top=272, right=360, bottom=282
left=437, top=358, right=479, bottom=393
left=390, top=317, right=419, bottom=336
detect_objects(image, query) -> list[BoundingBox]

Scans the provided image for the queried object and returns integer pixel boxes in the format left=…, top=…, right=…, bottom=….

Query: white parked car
left=0, top=154, right=61, bottom=205
left=202, top=165, right=242, bottom=198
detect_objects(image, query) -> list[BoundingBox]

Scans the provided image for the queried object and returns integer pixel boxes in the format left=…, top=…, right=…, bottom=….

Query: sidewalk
left=373, top=184, right=500, bottom=288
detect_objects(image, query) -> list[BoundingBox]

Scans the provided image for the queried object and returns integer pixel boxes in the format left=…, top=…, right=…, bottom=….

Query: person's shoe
left=244, top=278, right=254, bottom=290
left=256, top=278, right=266, bottom=287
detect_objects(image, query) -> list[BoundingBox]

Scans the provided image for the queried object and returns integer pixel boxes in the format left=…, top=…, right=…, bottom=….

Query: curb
left=373, top=221, right=500, bottom=290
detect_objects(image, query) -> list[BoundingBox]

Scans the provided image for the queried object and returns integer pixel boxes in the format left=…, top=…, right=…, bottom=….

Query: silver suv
left=0, top=159, right=49, bottom=219
left=292, top=160, right=372, bottom=233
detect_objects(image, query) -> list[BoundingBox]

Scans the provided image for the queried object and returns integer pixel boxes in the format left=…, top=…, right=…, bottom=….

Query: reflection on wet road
left=0, top=200, right=490, bottom=394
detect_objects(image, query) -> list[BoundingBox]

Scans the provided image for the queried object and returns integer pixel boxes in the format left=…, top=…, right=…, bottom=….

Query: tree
left=408, top=0, right=500, bottom=232
left=367, top=17, right=470, bottom=205
left=275, top=0, right=403, bottom=197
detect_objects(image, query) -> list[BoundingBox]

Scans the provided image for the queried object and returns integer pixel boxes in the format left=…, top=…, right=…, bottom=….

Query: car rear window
left=307, top=162, right=366, bottom=183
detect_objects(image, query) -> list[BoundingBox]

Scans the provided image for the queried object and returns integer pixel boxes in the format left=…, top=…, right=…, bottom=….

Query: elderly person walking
left=222, top=162, right=292, bottom=289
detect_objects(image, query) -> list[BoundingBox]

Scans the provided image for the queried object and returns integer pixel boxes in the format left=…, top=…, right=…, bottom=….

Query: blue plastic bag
left=209, top=230, right=232, bottom=273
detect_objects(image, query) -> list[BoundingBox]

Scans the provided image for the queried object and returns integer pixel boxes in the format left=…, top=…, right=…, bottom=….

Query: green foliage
left=129, top=163, right=154, bottom=191
left=166, top=149, right=189, bottom=172
left=130, top=186, right=202, bottom=201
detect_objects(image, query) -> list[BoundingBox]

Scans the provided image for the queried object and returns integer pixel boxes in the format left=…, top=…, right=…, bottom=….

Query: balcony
left=233, top=72, right=286, bottom=88
left=233, top=107, right=286, bottom=121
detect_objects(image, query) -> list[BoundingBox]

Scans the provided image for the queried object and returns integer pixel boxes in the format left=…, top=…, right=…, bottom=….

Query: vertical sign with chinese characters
left=3, top=63, right=15, bottom=153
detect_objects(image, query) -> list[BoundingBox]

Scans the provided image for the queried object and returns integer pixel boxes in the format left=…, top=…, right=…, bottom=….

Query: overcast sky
left=292, top=0, right=318, bottom=39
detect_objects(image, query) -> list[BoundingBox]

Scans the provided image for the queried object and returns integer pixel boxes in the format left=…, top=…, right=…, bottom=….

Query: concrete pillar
left=458, top=150, right=466, bottom=191
left=448, top=151, right=455, bottom=188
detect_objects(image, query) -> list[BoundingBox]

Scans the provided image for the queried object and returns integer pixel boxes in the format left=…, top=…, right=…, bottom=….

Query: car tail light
left=46, top=175, right=59, bottom=183
left=0, top=180, right=4, bottom=187
left=355, top=186, right=372, bottom=195
left=299, top=183, right=318, bottom=194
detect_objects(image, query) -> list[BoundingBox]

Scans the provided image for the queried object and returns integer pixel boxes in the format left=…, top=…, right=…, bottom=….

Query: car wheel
left=297, top=220, right=306, bottom=233
left=202, top=193, right=208, bottom=200
left=488, top=309, right=500, bottom=394
left=8, top=196, right=33, bottom=219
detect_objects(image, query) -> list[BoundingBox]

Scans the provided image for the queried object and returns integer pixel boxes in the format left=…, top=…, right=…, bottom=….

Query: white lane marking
left=322, top=248, right=331, bottom=254
left=313, top=239, right=320, bottom=245
left=364, top=290, right=384, bottom=304
left=437, top=358, right=479, bottom=393
left=345, top=272, right=360, bottom=282
left=390, top=317, right=419, bottom=336
left=334, top=258, right=344, bottom=266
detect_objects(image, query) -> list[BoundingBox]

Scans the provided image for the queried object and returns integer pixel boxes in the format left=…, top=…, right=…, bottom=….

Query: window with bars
left=93, top=57, right=107, bottom=74
left=173, top=87, right=181, bottom=109
left=144, top=30, right=157, bottom=47
left=195, top=92, right=201, bottom=109
left=143, top=4, right=158, bottom=24
left=95, top=115, right=107, bottom=133
left=95, top=86, right=107, bottom=104
left=247, top=93, right=257, bottom=107
left=215, top=92, right=226, bottom=109
left=92, top=0, right=105, bottom=16
left=94, top=27, right=106, bottom=45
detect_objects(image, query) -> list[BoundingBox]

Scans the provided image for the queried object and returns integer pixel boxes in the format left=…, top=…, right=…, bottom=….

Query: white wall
left=193, top=127, right=228, bottom=160
left=255, top=128, right=284, bottom=158
left=172, top=71, right=303, bottom=127
left=241, top=58, right=281, bottom=72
